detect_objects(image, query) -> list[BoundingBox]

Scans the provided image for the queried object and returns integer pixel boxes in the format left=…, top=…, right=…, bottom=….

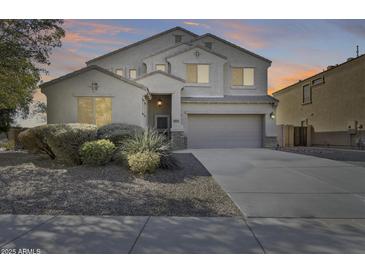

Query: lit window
left=186, top=64, right=209, bottom=84
left=78, top=97, right=112, bottom=126
left=303, top=84, right=311, bottom=104
left=115, top=69, right=124, bottom=76
left=231, top=67, right=255, bottom=86
left=129, top=69, right=137, bottom=79
left=155, top=64, right=166, bottom=72
left=174, top=35, right=182, bottom=43
left=204, top=42, right=212, bottom=50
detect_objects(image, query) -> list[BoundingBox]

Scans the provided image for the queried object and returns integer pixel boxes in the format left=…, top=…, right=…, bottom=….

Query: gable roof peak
left=86, top=26, right=198, bottom=64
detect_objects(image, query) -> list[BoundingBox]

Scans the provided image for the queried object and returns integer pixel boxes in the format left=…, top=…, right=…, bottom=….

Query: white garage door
left=187, top=114, right=263, bottom=148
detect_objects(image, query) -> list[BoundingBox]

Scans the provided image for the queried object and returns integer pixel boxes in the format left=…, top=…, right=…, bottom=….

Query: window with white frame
left=303, top=84, right=311, bottom=104
left=129, top=69, right=137, bottom=79
left=155, top=64, right=166, bottom=72
left=231, top=67, right=255, bottom=86
left=115, top=68, right=124, bottom=76
left=186, top=64, right=209, bottom=84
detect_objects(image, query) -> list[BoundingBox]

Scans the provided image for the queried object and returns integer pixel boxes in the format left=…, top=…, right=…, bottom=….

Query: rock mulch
left=0, top=152, right=241, bottom=217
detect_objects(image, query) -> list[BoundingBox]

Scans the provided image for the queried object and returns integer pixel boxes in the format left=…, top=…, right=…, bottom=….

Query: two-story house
left=40, top=27, right=278, bottom=149
left=273, top=54, right=365, bottom=148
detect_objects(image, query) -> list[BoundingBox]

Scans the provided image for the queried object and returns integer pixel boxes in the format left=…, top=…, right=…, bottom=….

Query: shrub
left=80, top=139, right=115, bottom=165
left=123, top=128, right=178, bottom=169
left=127, top=151, right=160, bottom=174
left=123, top=128, right=170, bottom=155
left=18, top=125, right=55, bottom=158
left=0, top=140, right=15, bottom=151
left=46, top=123, right=97, bottom=165
left=97, top=123, right=143, bottom=145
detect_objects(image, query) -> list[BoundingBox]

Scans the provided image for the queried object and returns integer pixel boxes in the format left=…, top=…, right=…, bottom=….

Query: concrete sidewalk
left=0, top=215, right=263, bottom=254
left=2, top=214, right=365, bottom=253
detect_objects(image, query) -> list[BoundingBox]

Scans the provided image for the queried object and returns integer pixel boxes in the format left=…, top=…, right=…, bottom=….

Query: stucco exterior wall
left=42, top=69, right=148, bottom=127
left=143, top=44, right=190, bottom=73
left=273, top=57, right=365, bottom=134
left=87, top=30, right=196, bottom=78
left=167, top=48, right=227, bottom=97
left=192, top=37, right=270, bottom=96
left=181, top=102, right=277, bottom=137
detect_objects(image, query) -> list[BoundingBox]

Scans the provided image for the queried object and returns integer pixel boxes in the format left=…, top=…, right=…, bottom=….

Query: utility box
left=347, top=120, right=358, bottom=134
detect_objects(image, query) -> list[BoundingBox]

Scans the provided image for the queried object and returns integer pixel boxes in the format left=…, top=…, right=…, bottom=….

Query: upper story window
left=186, top=64, right=209, bottom=84
left=174, top=35, right=182, bottom=43
left=129, top=69, right=137, bottom=79
left=155, top=64, right=166, bottom=72
left=312, top=77, right=324, bottom=86
left=204, top=42, right=213, bottom=50
left=303, top=84, right=312, bottom=104
left=115, top=68, right=124, bottom=77
left=231, top=67, right=255, bottom=86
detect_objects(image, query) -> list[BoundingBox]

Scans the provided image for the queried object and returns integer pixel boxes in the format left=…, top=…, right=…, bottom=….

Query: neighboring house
left=40, top=27, right=277, bottom=149
left=273, top=54, right=365, bottom=148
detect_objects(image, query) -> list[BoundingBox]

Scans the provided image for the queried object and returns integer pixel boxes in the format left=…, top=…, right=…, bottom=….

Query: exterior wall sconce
left=157, top=99, right=163, bottom=107
left=270, top=112, right=275, bottom=119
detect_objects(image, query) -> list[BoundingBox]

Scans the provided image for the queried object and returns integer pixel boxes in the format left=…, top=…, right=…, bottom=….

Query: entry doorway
left=148, top=94, right=172, bottom=138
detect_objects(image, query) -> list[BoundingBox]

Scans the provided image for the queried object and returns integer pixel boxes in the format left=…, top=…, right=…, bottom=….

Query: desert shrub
left=18, top=125, right=55, bottom=158
left=0, top=140, right=15, bottom=151
left=80, top=139, right=115, bottom=165
left=127, top=151, right=160, bottom=174
left=97, top=123, right=143, bottom=145
left=46, top=123, right=97, bottom=165
left=123, top=128, right=170, bottom=155
left=123, top=128, right=178, bottom=169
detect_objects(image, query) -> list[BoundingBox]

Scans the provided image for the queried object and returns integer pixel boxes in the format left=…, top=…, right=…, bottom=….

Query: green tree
left=0, top=19, right=65, bottom=132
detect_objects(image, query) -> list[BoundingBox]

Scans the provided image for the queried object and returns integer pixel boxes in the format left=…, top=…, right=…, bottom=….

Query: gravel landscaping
left=0, top=151, right=241, bottom=217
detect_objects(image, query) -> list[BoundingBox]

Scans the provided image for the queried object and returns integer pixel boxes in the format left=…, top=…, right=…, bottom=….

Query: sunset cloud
left=183, top=21, right=210, bottom=29
left=64, top=20, right=137, bottom=35
left=268, top=61, right=323, bottom=94
left=212, top=20, right=271, bottom=49
left=63, top=32, right=128, bottom=45
left=46, top=48, right=91, bottom=76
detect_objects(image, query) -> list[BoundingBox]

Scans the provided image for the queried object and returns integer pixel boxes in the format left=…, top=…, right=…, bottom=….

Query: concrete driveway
left=188, top=148, right=365, bottom=253
left=190, top=148, right=365, bottom=218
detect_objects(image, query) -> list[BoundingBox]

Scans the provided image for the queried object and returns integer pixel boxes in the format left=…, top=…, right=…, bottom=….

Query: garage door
left=187, top=114, right=263, bottom=148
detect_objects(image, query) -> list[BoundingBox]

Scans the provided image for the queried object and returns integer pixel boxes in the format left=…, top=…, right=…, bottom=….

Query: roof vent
left=327, top=65, right=335, bottom=70
left=347, top=57, right=354, bottom=62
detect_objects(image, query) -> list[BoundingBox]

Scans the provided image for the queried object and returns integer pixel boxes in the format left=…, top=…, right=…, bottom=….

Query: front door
left=155, top=115, right=170, bottom=137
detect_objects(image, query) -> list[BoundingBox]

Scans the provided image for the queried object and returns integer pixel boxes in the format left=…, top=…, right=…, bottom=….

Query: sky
left=42, top=19, right=365, bottom=95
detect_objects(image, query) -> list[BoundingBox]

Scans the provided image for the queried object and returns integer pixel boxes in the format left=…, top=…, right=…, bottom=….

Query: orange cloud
left=269, top=61, right=323, bottom=94
left=46, top=48, right=90, bottom=75
left=63, top=32, right=127, bottom=45
left=215, top=20, right=268, bottom=49
left=64, top=20, right=136, bottom=35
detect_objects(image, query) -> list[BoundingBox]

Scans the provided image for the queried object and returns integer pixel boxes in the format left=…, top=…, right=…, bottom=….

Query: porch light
left=157, top=99, right=163, bottom=107
left=270, top=112, right=275, bottom=119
